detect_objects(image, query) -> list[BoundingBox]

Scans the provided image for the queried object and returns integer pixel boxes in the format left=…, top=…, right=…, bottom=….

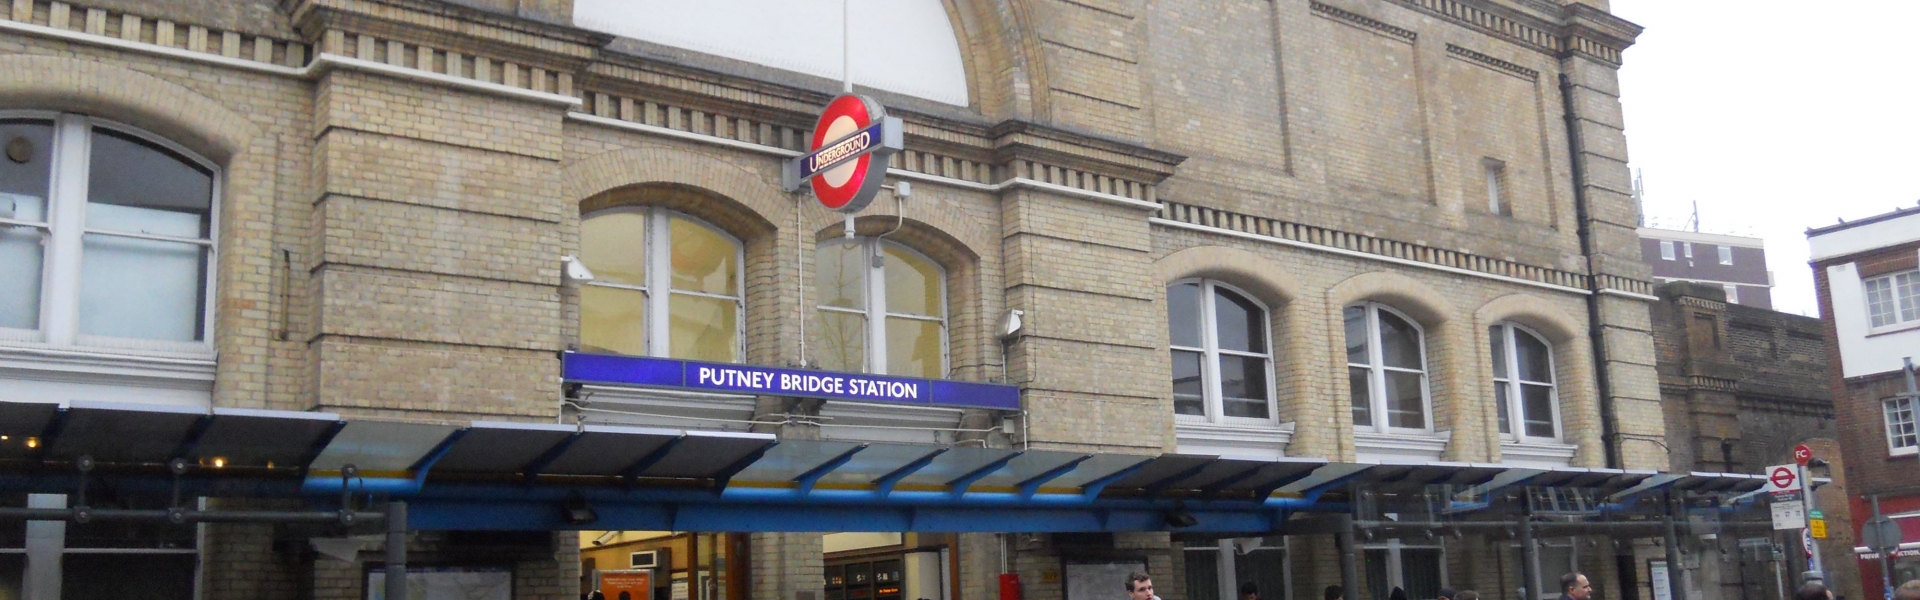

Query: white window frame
left=0, top=111, right=219, bottom=359
left=816, top=237, right=948, bottom=377
left=1658, top=240, right=1674, bottom=261
left=1491, top=322, right=1562, bottom=443
left=1886, top=396, right=1918, bottom=457
left=1717, top=245, right=1733, bottom=265
left=1169, top=279, right=1280, bottom=427
left=1347, top=302, right=1433, bottom=434
left=579, top=207, right=746, bottom=360
left=1723, top=284, right=1740, bottom=305
left=1863, top=270, right=1920, bottom=330
left=1683, top=242, right=1693, bottom=259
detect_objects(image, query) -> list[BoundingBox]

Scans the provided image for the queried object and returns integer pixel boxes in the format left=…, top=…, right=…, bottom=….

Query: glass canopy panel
left=1161, top=459, right=1272, bottom=491
left=894, top=447, right=1019, bottom=490
left=308, top=421, right=460, bottom=474
left=45, top=401, right=204, bottom=463
left=0, top=402, right=58, bottom=461
left=1107, top=455, right=1218, bottom=490
left=1217, top=458, right=1329, bottom=493
left=815, top=443, right=947, bottom=487
left=540, top=424, right=683, bottom=477
left=968, top=451, right=1092, bottom=492
left=727, top=440, right=866, bottom=486
left=430, top=421, right=579, bottom=474
left=1041, top=454, right=1157, bottom=492
left=192, top=408, right=342, bottom=469
left=636, top=430, right=776, bottom=479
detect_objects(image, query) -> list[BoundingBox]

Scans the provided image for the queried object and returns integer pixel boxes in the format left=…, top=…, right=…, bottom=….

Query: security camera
left=562, top=255, right=595, bottom=282
left=999, top=310, right=1024, bottom=341
left=591, top=531, right=617, bottom=546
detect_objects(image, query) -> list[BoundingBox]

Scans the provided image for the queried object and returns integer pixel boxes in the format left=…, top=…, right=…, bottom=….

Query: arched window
left=1345, top=303, right=1430, bottom=432
left=1490, top=323, right=1559, bottom=441
left=814, top=238, right=947, bottom=378
left=0, top=113, right=217, bottom=353
left=578, top=208, right=743, bottom=362
left=1167, top=280, right=1275, bottom=423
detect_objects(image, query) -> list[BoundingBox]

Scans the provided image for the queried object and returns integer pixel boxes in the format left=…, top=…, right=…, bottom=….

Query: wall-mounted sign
left=563, top=351, right=1019, bottom=410
left=782, top=94, right=903, bottom=213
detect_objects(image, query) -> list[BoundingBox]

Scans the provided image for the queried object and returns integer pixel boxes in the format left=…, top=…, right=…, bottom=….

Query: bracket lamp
left=562, top=255, right=595, bottom=283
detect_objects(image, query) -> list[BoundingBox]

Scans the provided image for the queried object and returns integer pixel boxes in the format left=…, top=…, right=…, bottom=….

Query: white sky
left=1609, top=0, right=1920, bottom=316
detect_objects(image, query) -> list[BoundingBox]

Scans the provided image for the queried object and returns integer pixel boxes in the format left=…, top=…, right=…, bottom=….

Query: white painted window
left=814, top=238, right=947, bottom=378
left=1491, top=323, right=1561, bottom=442
left=1886, top=397, right=1918, bottom=456
left=1168, top=280, right=1278, bottom=424
left=0, top=113, right=218, bottom=356
left=1346, top=303, right=1431, bottom=432
left=1717, top=245, right=1733, bottom=265
left=1683, top=242, right=1693, bottom=259
left=1863, top=270, right=1920, bottom=329
left=578, top=208, right=745, bottom=362
left=1723, top=284, right=1740, bottom=305
left=1658, top=240, right=1674, bottom=261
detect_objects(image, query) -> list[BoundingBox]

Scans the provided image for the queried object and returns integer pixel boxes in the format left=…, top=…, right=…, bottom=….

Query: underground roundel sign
left=783, top=94, right=903, bottom=213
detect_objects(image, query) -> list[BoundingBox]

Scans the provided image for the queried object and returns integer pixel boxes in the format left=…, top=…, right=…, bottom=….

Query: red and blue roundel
left=808, top=94, right=891, bottom=213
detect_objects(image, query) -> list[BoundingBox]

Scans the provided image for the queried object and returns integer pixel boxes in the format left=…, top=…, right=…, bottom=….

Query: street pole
left=1803, top=460, right=1823, bottom=583
left=1874, top=496, right=1892, bottom=600
left=1667, top=491, right=1687, bottom=600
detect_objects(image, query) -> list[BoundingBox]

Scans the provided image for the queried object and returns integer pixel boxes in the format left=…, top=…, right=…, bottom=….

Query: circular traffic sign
left=1794, top=444, right=1813, bottom=466
left=808, top=94, right=891, bottom=213
left=1770, top=466, right=1797, bottom=490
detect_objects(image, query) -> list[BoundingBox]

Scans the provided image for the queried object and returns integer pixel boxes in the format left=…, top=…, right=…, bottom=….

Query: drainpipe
left=1558, top=72, right=1623, bottom=470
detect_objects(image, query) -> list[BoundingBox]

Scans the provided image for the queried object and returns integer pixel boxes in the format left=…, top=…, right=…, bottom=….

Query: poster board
left=1648, top=560, right=1672, bottom=600
left=601, top=569, right=654, bottom=600
left=366, top=566, right=511, bottom=600
left=1064, top=559, right=1147, bottom=600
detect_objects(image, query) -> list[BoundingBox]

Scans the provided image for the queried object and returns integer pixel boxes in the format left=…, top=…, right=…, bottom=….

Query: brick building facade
left=0, top=0, right=1681, bottom=599
left=1649, top=281, right=1855, bottom=600
left=1805, top=205, right=1920, bottom=597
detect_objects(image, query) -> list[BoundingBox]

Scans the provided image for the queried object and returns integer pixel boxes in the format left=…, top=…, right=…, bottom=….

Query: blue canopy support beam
left=1081, top=461, right=1152, bottom=499
left=713, top=443, right=778, bottom=491
left=1197, top=463, right=1270, bottom=497
left=947, top=452, right=1022, bottom=497
left=620, top=435, right=687, bottom=483
left=795, top=444, right=869, bottom=494
left=1018, top=454, right=1092, bottom=499
left=520, top=431, right=584, bottom=485
left=167, top=414, right=217, bottom=462
left=874, top=448, right=946, bottom=497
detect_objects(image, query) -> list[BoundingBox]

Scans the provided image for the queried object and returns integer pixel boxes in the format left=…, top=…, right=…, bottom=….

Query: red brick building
left=1805, top=203, right=1920, bottom=596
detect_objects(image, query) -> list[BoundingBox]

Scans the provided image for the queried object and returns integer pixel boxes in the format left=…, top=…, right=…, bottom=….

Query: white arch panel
left=574, top=0, right=971, bottom=106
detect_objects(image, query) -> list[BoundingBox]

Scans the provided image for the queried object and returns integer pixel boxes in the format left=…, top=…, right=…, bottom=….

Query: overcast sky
left=1608, top=0, right=1920, bottom=317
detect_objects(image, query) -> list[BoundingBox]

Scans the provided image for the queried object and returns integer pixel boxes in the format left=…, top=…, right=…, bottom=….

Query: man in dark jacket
left=1557, top=572, right=1591, bottom=600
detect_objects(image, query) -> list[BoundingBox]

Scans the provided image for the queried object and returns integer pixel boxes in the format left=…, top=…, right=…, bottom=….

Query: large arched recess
left=1324, top=271, right=1465, bottom=460
left=0, top=54, right=275, bottom=408
left=1152, top=246, right=1307, bottom=429
left=1473, top=293, right=1603, bottom=467
left=560, top=147, right=786, bottom=366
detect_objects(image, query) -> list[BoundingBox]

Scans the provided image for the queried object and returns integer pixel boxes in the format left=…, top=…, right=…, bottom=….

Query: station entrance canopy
left=0, top=400, right=1780, bottom=537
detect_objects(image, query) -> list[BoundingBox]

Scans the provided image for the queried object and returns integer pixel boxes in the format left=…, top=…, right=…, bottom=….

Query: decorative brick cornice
left=1156, top=200, right=1592, bottom=291
left=1311, top=1, right=1416, bottom=43
left=3, top=0, right=314, bottom=68
left=1446, top=43, right=1538, bottom=81
left=1678, top=296, right=1727, bottom=311
left=286, top=0, right=610, bottom=70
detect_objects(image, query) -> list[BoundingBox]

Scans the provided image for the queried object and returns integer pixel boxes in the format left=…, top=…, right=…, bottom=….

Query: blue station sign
left=562, top=351, right=1020, bottom=410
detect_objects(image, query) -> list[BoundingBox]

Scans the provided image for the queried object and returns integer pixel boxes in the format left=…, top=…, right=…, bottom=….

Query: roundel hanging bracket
left=782, top=94, right=904, bottom=214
